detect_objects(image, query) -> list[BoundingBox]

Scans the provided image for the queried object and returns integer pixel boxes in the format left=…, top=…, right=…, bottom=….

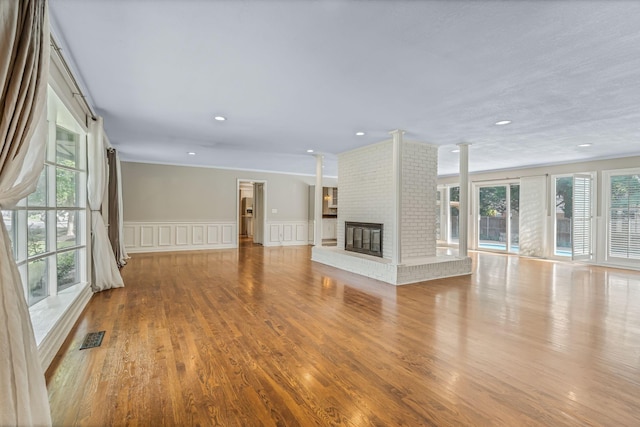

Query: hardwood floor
left=46, top=246, right=640, bottom=426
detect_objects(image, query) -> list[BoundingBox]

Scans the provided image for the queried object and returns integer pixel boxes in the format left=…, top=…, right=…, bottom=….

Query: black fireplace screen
left=345, top=222, right=383, bottom=257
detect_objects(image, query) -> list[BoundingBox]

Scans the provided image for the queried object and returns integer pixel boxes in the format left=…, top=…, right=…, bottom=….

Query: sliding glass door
left=476, top=183, right=519, bottom=253
left=449, top=186, right=459, bottom=243
left=553, top=176, right=573, bottom=256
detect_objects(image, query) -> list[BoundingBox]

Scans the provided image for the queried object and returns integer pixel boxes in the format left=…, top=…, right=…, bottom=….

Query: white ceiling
left=49, top=0, right=640, bottom=177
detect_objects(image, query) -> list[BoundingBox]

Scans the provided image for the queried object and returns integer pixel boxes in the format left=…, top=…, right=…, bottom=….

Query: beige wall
left=121, top=161, right=337, bottom=222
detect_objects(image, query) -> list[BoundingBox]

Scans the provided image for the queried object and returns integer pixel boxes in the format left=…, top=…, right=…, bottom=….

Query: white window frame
left=549, top=174, right=573, bottom=259
left=471, top=179, right=520, bottom=254
left=436, top=186, right=447, bottom=245
left=572, top=173, right=594, bottom=262
left=439, top=184, right=460, bottom=246
left=3, top=86, right=89, bottom=308
left=603, top=167, right=640, bottom=269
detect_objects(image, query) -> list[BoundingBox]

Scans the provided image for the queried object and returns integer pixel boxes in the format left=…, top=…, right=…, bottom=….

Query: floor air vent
left=80, top=331, right=106, bottom=350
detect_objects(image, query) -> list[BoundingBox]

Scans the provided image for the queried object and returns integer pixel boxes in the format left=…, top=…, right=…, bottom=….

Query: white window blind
left=608, top=174, right=640, bottom=260
left=572, top=174, right=592, bottom=261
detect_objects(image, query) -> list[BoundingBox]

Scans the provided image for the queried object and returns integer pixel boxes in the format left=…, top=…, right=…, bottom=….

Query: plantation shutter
left=572, top=174, right=592, bottom=261
left=519, top=176, right=547, bottom=257
left=608, top=174, right=640, bottom=260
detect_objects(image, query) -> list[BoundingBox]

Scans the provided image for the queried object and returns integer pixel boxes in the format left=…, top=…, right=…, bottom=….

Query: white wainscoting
left=308, top=220, right=315, bottom=244
left=124, top=221, right=237, bottom=253
left=264, top=221, right=310, bottom=247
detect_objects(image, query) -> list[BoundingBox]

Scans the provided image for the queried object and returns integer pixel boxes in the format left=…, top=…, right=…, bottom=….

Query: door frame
left=236, top=179, right=267, bottom=246
left=472, top=179, right=519, bottom=253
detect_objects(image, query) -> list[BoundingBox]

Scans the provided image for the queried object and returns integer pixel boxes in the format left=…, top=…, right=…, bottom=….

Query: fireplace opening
left=345, top=222, right=383, bottom=257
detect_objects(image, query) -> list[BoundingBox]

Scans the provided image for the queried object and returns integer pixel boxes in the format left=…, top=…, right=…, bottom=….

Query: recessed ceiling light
left=451, top=149, right=460, bottom=153
left=495, top=120, right=512, bottom=126
left=355, top=131, right=365, bottom=136
left=578, top=143, right=592, bottom=147
left=307, top=149, right=314, bottom=153
left=214, top=116, right=226, bottom=121
left=188, top=152, right=196, bottom=155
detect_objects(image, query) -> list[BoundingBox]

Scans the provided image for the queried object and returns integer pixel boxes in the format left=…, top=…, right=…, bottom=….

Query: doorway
left=553, top=176, right=573, bottom=257
left=475, top=182, right=520, bottom=253
left=237, top=180, right=266, bottom=247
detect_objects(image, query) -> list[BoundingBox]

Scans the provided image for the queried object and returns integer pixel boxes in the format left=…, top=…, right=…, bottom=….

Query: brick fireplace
left=311, top=130, right=472, bottom=285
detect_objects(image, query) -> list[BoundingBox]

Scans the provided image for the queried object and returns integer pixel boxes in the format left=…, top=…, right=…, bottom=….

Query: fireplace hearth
left=345, top=222, right=383, bottom=257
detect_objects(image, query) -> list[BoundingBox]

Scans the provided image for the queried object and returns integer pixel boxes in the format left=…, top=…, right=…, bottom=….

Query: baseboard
left=263, top=241, right=310, bottom=247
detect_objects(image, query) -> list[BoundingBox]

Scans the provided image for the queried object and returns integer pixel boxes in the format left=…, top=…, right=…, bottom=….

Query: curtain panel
left=107, top=148, right=128, bottom=267
left=115, top=150, right=129, bottom=265
left=87, top=118, right=124, bottom=291
left=0, top=1, right=52, bottom=426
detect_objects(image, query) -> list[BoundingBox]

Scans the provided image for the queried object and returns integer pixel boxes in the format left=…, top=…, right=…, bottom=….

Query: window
left=476, top=182, right=519, bottom=253
left=2, top=210, right=16, bottom=257
left=554, top=176, right=573, bottom=256
left=1, top=87, right=87, bottom=306
left=435, top=189, right=442, bottom=241
left=572, top=174, right=592, bottom=261
left=608, top=171, right=640, bottom=261
left=449, top=186, right=459, bottom=243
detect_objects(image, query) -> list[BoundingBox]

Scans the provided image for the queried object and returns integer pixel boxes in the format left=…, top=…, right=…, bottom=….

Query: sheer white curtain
left=87, top=117, right=124, bottom=292
left=0, top=1, right=52, bottom=425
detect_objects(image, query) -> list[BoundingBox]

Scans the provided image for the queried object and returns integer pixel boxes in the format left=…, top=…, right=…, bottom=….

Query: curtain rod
left=50, top=35, right=96, bottom=120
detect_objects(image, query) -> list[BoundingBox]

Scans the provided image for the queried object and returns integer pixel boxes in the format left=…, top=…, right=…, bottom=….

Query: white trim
left=312, top=246, right=472, bottom=285
left=124, top=221, right=237, bottom=253
left=263, top=221, right=310, bottom=247
left=548, top=173, right=573, bottom=260
left=236, top=179, right=267, bottom=245
left=471, top=179, right=520, bottom=253
left=34, top=283, right=92, bottom=370
left=308, top=219, right=315, bottom=244
left=602, top=167, right=640, bottom=266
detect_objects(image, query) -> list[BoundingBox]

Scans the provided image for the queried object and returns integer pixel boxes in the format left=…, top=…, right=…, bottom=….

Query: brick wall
left=337, top=140, right=395, bottom=260
left=338, top=138, right=439, bottom=262
left=401, top=141, right=438, bottom=259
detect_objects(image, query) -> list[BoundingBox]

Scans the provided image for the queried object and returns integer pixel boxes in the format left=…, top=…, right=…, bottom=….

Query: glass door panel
left=554, top=176, right=573, bottom=256
left=509, top=184, right=520, bottom=253
left=449, top=186, right=459, bottom=243
left=477, top=183, right=519, bottom=253
left=478, top=186, right=507, bottom=251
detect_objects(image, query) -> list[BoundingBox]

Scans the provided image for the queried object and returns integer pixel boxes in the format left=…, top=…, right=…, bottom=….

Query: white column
left=458, top=142, right=471, bottom=257
left=390, top=129, right=405, bottom=265
left=314, top=154, right=323, bottom=246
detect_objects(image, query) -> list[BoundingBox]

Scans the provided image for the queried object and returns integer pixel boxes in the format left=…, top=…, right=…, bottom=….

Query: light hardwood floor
left=46, top=246, right=640, bottom=426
